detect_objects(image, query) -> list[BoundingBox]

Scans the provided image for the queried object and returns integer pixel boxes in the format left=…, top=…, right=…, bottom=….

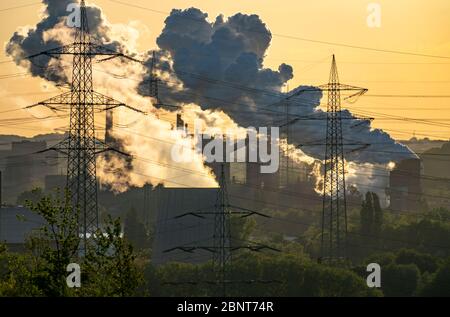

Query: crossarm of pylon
left=163, top=246, right=197, bottom=253
left=318, top=83, right=368, bottom=101
left=231, top=245, right=281, bottom=252
left=282, top=84, right=367, bottom=102
left=93, top=138, right=130, bottom=156
left=317, top=83, right=367, bottom=91
left=174, top=206, right=216, bottom=219
left=25, top=91, right=145, bottom=114
left=91, top=91, right=146, bottom=114
left=89, top=43, right=142, bottom=63
left=164, top=244, right=281, bottom=254
left=25, top=92, right=72, bottom=111
left=27, top=44, right=77, bottom=59
left=163, top=246, right=224, bottom=254
left=27, top=42, right=143, bottom=62
left=33, top=137, right=131, bottom=157
left=34, top=137, right=71, bottom=156
left=95, top=147, right=130, bottom=156
left=228, top=205, right=271, bottom=218
left=174, top=205, right=270, bottom=219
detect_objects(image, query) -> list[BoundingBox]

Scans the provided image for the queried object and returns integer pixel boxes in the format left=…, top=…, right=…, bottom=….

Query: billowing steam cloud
left=6, top=2, right=417, bottom=198
left=134, top=7, right=417, bottom=200
left=5, top=0, right=218, bottom=191
left=138, top=7, right=415, bottom=165
left=6, top=0, right=127, bottom=84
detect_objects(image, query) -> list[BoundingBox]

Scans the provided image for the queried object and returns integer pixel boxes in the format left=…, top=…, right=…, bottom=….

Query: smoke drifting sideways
left=138, top=8, right=415, bottom=162
left=135, top=7, right=418, bottom=200
left=6, top=2, right=418, bottom=198
left=5, top=0, right=128, bottom=84
left=5, top=0, right=218, bottom=191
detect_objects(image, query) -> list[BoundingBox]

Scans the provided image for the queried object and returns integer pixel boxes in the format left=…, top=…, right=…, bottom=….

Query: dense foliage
left=1, top=189, right=449, bottom=297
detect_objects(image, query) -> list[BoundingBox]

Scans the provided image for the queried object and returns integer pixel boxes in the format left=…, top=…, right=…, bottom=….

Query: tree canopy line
left=0, top=188, right=449, bottom=297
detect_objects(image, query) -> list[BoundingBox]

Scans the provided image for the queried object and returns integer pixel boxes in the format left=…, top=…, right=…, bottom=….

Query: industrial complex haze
left=0, top=0, right=449, bottom=307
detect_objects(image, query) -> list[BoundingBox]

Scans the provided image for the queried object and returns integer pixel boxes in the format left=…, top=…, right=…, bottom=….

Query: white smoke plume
left=5, top=0, right=219, bottom=191
left=136, top=7, right=418, bottom=198
left=138, top=7, right=416, bottom=164
left=6, top=1, right=417, bottom=197
left=346, top=162, right=393, bottom=207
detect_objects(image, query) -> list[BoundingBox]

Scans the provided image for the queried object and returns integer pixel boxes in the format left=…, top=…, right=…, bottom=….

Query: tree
left=83, top=216, right=144, bottom=297
left=420, top=258, right=450, bottom=297
left=373, top=193, right=383, bottom=236
left=0, top=245, right=43, bottom=296
left=382, top=263, right=420, bottom=296
left=382, top=218, right=450, bottom=257
left=425, top=207, right=450, bottom=222
left=124, top=207, right=150, bottom=251
left=0, top=190, right=143, bottom=297
left=16, top=188, right=44, bottom=206
left=24, top=189, right=80, bottom=296
left=360, top=194, right=373, bottom=236
left=360, top=192, right=383, bottom=237
left=395, top=249, right=441, bottom=274
left=146, top=253, right=382, bottom=297
left=365, top=252, right=396, bottom=267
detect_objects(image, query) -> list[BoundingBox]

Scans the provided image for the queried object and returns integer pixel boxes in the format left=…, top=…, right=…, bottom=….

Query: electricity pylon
left=26, top=0, right=143, bottom=253
left=320, top=55, right=367, bottom=264
left=244, top=55, right=368, bottom=264
left=165, top=158, right=279, bottom=296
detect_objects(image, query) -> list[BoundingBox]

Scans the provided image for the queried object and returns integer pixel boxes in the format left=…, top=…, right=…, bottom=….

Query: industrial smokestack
left=105, top=109, right=114, bottom=144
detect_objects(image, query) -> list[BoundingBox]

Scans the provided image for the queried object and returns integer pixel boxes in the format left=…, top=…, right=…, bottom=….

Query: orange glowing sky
left=0, top=0, right=449, bottom=140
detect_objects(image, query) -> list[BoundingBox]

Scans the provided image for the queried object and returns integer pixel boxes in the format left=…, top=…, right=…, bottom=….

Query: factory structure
left=0, top=139, right=66, bottom=205
left=388, top=158, right=424, bottom=212
left=151, top=117, right=425, bottom=264
left=0, top=115, right=426, bottom=252
left=151, top=117, right=319, bottom=264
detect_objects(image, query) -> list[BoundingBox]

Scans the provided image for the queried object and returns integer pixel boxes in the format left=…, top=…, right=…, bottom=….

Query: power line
left=230, top=194, right=450, bottom=252
left=96, top=65, right=450, bottom=129
left=107, top=0, right=450, bottom=60
left=0, top=2, right=41, bottom=13
left=106, top=127, right=450, bottom=221
left=103, top=182, right=450, bottom=268
left=23, top=0, right=145, bottom=253
left=114, top=126, right=450, bottom=184
left=8, top=55, right=450, bottom=131
left=89, top=68, right=450, bottom=129
left=103, top=167, right=450, bottom=252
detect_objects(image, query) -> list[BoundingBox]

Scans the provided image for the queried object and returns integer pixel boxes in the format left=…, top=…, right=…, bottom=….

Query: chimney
left=105, top=109, right=114, bottom=144
left=176, top=114, right=185, bottom=131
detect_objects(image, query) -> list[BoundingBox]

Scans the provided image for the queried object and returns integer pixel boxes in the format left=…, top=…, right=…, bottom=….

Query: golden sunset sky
left=0, top=0, right=449, bottom=140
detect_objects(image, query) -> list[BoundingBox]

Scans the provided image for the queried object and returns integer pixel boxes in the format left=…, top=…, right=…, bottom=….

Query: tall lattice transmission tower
left=320, top=55, right=367, bottom=264
left=26, top=0, right=142, bottom=252
left=212, top=163, right=232, bottom=296
left=165, top=137, right=280, bottom=296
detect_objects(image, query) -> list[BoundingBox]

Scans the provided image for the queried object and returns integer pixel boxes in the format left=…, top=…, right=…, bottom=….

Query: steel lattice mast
left=165, top=157, right=279, bottom=295
left=27, top=0, right=143, bottom=252
left=69, top=0, right=97, bottom=250
left=231, top=55, right=367, bottom=264
left=320, top=55, right=367, bottom=264
left=212, top=163, right=232, bottom=296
